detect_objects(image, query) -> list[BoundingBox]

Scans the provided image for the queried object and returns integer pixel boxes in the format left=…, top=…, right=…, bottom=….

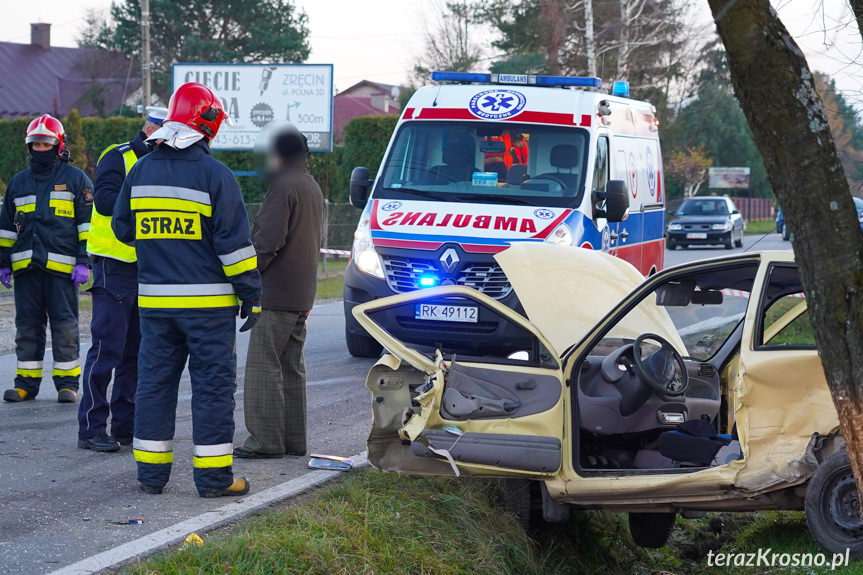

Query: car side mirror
left=350, top=166, right=372, bottom=209
left=592, top=180, right=630, bottom=222
left=732, top=209, right=740, bottom=215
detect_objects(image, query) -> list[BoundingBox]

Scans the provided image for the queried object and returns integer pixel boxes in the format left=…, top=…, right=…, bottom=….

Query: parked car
left=778, top=198, right=863, bottom=242
left=666, top=196, right=744, bottom=250
left=355, top=243, right=855, bottom=555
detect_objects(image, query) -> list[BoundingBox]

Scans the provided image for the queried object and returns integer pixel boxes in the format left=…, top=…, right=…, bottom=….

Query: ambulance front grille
left=382, top=256, right=513, bottom=299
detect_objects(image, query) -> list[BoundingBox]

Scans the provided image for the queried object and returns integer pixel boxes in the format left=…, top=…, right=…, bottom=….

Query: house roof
left=0, top=42, right=139, bottom=118
left=333, top=94, right=401, bottom=141
left=339, top=79, right=400, bottom=98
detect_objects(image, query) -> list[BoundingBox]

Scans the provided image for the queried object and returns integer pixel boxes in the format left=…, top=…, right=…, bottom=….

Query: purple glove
left=71, top=264, right=90, bottom=286
left=0, top=267, right=11, bottom=289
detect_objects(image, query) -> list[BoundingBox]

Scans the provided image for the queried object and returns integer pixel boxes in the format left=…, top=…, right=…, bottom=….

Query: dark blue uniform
left=78, top=132, right=149, bottom=441
left=0, top=159, right=92, bottom=396
left=113, top=140, right=261, bottom=495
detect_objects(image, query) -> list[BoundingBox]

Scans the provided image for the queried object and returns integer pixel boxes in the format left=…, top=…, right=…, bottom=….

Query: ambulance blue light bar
left=431, top=71, right=601, bottom=88
left=612, top=81, right=630, bottom=97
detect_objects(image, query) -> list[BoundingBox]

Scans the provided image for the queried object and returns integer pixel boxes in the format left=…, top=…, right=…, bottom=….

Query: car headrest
left=550, top=144, right=580, bottom=169
left=443, top=141, right=476, bottom=167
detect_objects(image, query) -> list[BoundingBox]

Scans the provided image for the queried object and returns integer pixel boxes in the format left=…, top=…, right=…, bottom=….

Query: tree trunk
left=708, top=0, right=863, bottom=497
left=851, top=1, right=863, bottom=36
left=617, top=0, right=631, bottom=80
left=584, top=0, right=597, bottom=77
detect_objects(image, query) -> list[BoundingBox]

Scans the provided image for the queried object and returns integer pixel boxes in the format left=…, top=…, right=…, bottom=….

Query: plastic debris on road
left=308, top=454, right=353, bottom=471
left=183, top=533, right=204, bottom=548
left=111, top=518, right=143, bottom=525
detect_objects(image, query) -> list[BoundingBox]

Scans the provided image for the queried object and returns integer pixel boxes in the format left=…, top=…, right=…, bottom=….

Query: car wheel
left=666, top=240, right=676, bottom=250
left=782, top=223, right=790, bottom=241
left=628, top=512, right=676, bottom=548
left=498, top=478, right=536, bottom=529
left=345, top=326, right=383, bottom=358
left=724, top=232, right=734, bottom=249
left=805, top=449, right=863, bottom=557
left=735, top=229, right=744, bottom=248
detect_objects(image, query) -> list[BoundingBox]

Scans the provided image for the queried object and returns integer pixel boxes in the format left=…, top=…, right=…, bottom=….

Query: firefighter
left=77, top=106, right=168, bottom=453
left=0, top=114, right=93, bottom=403
left=113, top=83, right=262, bottom=497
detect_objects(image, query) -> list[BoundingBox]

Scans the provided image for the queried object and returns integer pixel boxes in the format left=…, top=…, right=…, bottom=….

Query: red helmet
left=25, top=114, right=65, bottom=154
left=166, top=82, right=230, bottom=140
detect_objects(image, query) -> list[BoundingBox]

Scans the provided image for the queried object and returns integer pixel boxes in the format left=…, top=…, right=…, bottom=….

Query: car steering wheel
left=631, top=333, right=689, bottom=397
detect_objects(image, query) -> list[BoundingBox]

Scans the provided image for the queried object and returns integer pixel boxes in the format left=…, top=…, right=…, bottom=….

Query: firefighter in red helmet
left=113, top=83, right=262, bottom=497
left=0, top=114, right=93, bottom=403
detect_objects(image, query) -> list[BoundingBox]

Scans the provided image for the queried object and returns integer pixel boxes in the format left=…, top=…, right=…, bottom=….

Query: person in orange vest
left=77, top=107, right=167, bottom=453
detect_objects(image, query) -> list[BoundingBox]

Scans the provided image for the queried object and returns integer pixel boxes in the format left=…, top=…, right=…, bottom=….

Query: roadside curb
left=48, top=452, right=369, bottom=575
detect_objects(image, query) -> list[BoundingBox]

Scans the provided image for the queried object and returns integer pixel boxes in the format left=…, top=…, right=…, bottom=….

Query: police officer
left=78, top=107, right=168, bottom=453
left=0, top=114, right=93, bottom=403
left=113, top=83, right=262, bottom=497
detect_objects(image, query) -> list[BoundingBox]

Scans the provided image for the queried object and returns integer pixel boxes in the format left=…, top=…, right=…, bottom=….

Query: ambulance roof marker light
left=612, top=81, right=630, bottom=98
left=431, top=71, right=601, bottom=88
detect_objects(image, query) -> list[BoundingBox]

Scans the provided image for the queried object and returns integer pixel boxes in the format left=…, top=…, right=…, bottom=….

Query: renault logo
left=439, top=248, right=460, bottom=273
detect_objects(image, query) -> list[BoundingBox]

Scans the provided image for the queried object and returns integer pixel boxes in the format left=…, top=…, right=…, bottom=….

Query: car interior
left=573, top=262, right=761, bottom=473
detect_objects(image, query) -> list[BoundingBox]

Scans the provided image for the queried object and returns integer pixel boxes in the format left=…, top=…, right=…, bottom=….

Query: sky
left=0, top=0, right=861, bottom=105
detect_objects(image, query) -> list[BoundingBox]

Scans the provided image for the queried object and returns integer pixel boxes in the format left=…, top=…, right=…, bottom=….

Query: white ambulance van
left=344, top=72, right=665, bottom=357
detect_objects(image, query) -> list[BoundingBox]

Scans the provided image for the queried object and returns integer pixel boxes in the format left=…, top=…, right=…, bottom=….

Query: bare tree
left=708, top=0, right=863, bottom=494
left=414, top=1, right=484, bottom=83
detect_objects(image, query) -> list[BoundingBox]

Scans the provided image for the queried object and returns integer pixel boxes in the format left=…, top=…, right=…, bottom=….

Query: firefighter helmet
left=25, top=114, right=65, bottom=154
left=166, top=82, right=230, bottom=140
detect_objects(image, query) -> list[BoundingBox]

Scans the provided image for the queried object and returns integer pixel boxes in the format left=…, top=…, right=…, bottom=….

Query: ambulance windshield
left=375, top=121, right=589, bottom=208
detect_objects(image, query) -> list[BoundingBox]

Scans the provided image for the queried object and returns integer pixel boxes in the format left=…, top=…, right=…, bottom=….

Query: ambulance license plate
left=686, top=232, right=707, bottom=239
left=415, top=304, right=478, bottom=323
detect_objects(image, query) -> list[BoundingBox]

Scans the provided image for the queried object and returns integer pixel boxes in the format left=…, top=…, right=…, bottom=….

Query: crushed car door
left=354, top=285, right=565, bottom=478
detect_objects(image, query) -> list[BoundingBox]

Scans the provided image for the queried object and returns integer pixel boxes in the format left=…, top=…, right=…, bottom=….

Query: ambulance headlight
left=545, top=223, right=573, bottom=246
left=352, top=217, right=384, bottom=279
left=712, top=222, right=732, bottom=231
left=667, top=223, right=682, bottom=231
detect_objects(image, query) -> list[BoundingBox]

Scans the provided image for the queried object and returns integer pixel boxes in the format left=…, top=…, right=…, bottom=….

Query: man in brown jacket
left=234, top=124, right=323, bottom=459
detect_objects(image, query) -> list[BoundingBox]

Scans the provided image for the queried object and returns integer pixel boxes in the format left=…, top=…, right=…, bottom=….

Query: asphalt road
left=0, top=231, right=791, bottom=574
left=663, top=230, right=790, bottom=268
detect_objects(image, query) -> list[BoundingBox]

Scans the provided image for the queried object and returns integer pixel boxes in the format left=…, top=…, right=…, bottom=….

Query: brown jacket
left=252, top=161, right=324, bottom=312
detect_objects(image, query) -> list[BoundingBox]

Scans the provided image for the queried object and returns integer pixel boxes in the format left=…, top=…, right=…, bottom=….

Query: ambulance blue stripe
left=370, top=231, right=540, bottom=245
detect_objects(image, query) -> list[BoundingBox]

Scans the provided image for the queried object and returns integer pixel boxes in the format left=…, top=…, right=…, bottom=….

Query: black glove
left=239, top=299, right=261, bottom=332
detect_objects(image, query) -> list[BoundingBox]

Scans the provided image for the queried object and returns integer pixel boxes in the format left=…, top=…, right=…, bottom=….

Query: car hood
left=495, top=244, right=684, bottom=355
left=670, top=214, right=729, bottom=225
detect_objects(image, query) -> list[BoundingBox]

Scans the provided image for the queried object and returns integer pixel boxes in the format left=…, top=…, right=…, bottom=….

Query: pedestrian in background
left=234, top=123, right=323, bottom=460
left=0, top=114, right=93, bottom=404
left=77, top=106, right=167, bottom=453
left=113, top=83, right=261, bottom=497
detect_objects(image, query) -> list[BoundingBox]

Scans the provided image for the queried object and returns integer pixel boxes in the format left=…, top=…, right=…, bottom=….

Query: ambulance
left=344, top=72, right=665, bottom=357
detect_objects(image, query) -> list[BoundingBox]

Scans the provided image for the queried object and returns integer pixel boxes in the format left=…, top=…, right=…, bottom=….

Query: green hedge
left=0, top=113, right=399, bottom=204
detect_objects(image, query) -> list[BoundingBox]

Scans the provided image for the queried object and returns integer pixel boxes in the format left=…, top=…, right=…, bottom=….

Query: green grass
left=745, top=220, right=778, bottom=235
left=121, top=470, right=863, bottom=575
left=316, top=274, right=344, bottom=300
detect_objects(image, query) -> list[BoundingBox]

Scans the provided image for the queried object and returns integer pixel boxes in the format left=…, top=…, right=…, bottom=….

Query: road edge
left=48, top=451, right=369, bottom=575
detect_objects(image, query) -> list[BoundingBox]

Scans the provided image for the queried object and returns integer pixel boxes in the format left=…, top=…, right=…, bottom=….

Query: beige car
left=355, top=244, right=858, bottom=554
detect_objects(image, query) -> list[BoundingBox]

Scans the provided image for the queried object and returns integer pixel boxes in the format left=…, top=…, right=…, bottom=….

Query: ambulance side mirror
left=350, top=167, right=372, bottom=209
left=593, top=180, right=630, bottom=222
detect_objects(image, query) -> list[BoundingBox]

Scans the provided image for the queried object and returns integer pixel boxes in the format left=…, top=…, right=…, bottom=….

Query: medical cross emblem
left=469, top=89, right=527, bottom=120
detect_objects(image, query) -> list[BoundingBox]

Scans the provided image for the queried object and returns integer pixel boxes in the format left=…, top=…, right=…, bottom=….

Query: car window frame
left=754, top=262, right=816, bottom=351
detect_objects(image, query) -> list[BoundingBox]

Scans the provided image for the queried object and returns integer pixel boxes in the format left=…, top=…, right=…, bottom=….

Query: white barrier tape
left=320, top=249, right=351, bottom=257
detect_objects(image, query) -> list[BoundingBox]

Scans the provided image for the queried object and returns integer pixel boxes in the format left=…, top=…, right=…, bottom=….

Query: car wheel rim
left=828, top=473, right=863, bottom=535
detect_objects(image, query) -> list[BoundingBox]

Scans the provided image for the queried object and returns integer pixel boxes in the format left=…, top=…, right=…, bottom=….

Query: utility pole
left=141, top=0, right=152, bottom=107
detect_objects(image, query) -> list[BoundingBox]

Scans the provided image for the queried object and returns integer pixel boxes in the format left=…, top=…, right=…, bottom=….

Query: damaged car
left=355, top=243, right=856, bottom=555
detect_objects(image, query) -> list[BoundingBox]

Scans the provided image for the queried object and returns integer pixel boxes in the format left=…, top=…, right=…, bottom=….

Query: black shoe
left=199, top=477, right=250, bottom=498
left=57, top=389, right=77, bottom=403
left=114, top=435, right=133, bottom=446
left=78, top=435, right=120, bottom=453
left=3, top=388, right=33, bottom=402
left=139, top=482, right=164, bottom=495
left=233, top=446, right=283, bottom=459
left=286, top=450, right=307, bottom=457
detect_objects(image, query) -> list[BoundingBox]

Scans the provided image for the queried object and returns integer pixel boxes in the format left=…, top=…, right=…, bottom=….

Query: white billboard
left=708, top=167, right=751, bottom=189
left=171, top=63, right=334, bottom=152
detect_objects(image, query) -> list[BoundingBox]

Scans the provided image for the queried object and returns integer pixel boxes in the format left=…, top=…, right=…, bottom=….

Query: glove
left=0, top=267, right=11, bottom=289
left=71, top=264, right=90, bottom=286
left=239, top=299, right=261, bottom=332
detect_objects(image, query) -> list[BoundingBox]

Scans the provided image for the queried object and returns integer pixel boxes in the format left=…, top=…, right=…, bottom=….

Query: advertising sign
left=708, top=167, right=751, bottom=189
left=172, top=63, right=334, bottom=152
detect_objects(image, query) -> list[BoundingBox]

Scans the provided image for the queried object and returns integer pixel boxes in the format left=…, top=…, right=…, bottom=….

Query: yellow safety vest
left=86, top=144, right=139, bottom=262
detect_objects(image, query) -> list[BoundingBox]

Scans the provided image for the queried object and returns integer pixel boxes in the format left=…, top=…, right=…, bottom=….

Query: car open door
left=355, top=285, right=566, bottom=478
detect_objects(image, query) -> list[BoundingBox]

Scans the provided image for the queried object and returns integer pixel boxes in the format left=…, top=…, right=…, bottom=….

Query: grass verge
left=744, top=220, right=778, bottom=235
left=123, top=469, right=863, bottom=575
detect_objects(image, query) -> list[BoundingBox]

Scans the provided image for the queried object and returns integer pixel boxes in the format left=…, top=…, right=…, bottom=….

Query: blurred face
left=31, top=141, right=53, bottom=152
